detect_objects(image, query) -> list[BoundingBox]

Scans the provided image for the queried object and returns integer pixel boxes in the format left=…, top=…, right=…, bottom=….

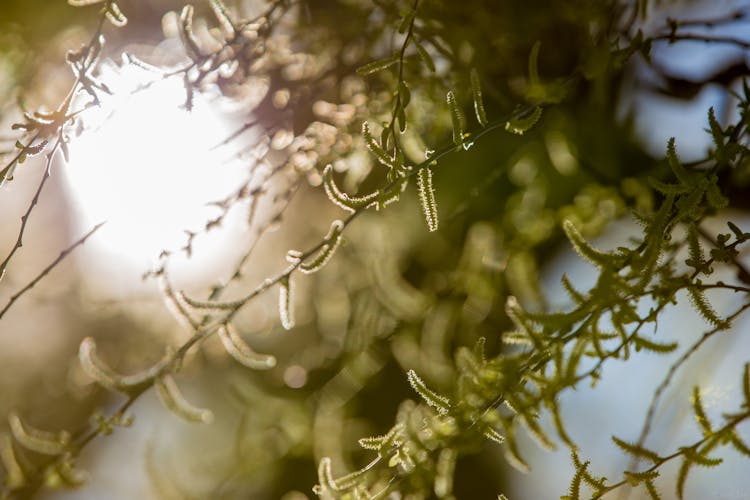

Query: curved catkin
left=406, top=369, right=450, bottom=414
left=505, top=107, right=542, bottom=135
left=179, top=5, right=202, bottom=59
left=8, top=412, right=70, bottom=455
left=318, top=457, right=339, bottom=492
left=286, top=249, right=304, bottom=264
left=484, top=428, right=505, bottom=444
left=434, top=448, right=457, bottom=498
left=105, top=2, right=128, bottom=27
left=218, top=324, right=276, bottom=369
left=177, top=291, right=239, bottom=311
left=278, top=276, right=294, bottom=330
left=0, top=433, right=24, bottom=488
left=78, top=337, right=171, bottom=392
left=154, top=375, right=214, bottom=424
left=67, top=0, right=105, bottom=6
left=322, top=164, right=379, bottom=213
left=323, top=165, right=356, bottom=213
left=300, top=220, right=344, bottom=274
left=362, top=121, right=395, bottom=169
left=78, top=337, right=122, bottom=391
left=209, top=0, right=235, bottom=36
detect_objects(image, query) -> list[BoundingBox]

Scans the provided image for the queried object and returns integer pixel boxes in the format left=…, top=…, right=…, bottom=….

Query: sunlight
left=64, top=60, right=248, bottom=285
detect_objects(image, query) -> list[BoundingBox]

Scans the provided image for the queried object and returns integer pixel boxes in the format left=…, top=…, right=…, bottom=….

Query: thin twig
left=596, top=409, right=750, bottom=498
left=652, top=33, right=750, bottom=49
left=0, top=222, right=105, bottom=320
left=0, top=133, right=63, bottom=283
left=630, top=299, right=750, bottom=467
left=0, top=11, right=109, bottom=286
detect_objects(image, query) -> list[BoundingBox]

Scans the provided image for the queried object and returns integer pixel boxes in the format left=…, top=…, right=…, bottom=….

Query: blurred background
left=1, top=0, right=750, bottom=498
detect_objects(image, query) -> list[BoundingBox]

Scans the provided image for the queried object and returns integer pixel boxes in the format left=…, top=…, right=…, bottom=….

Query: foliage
left=1, top=0, right=750, bottom=498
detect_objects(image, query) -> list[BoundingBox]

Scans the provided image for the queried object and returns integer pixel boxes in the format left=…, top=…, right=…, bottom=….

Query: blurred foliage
left=2, top=0, right=750, bottom=499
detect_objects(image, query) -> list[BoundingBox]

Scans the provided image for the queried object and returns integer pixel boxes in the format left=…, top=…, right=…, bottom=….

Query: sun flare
left=64, top=60, right=248, bottom=283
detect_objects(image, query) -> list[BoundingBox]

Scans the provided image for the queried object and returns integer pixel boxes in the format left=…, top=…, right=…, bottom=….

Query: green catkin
left=407, top=369, right=450, bottom=414
left=505, top=107, right=542, bottom=135
left=300, top=219, right=344, bottom=274
left=417, top=167, right=439, bottom=232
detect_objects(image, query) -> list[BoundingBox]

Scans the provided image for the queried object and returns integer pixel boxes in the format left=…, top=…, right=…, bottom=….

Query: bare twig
left=630, top=299, right=750, bottom=468
left=652, top=33, right=750, bottom=49
left=0, top=222, right=105, bottom=320
left=0, top=133, right=63, bottom=284
left=0, top=11, right=109, bottom=286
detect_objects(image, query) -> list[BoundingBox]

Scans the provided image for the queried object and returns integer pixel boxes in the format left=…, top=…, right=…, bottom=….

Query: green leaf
left=416, top=43, right=436, bottom=72
left=399, top=81, right=411, bottom=109
left=398, top=7, right=416, bottom=34
left=727, top=222, right=750, bottom=242
left=356, top=55, right=399, bottom=76
left=447, top=90, right=466, bottom=147
left=470, top=68, right=488, bottom=127
left=528, top=41, right=541, bottom=87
